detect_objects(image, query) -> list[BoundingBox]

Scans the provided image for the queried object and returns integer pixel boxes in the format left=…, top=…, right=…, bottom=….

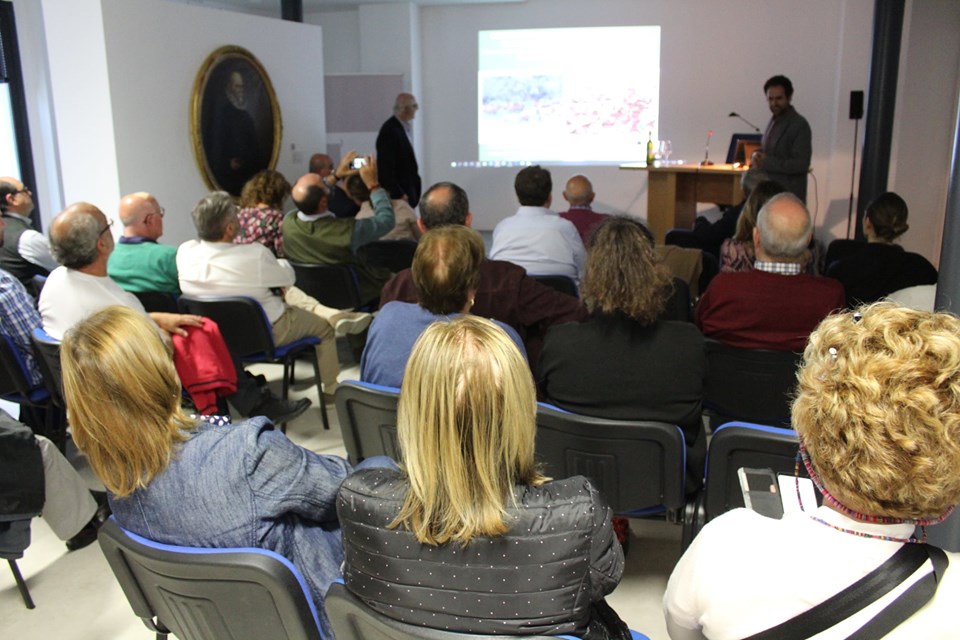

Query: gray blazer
left=761, top=106, right=812, bottom=201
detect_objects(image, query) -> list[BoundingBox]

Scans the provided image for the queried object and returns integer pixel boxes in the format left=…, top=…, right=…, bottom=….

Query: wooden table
left=620, top=162, right=747, bottom=243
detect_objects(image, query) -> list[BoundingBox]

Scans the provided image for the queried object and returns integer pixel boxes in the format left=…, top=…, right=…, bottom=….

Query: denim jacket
left=109, top=417, right=352, bottom=636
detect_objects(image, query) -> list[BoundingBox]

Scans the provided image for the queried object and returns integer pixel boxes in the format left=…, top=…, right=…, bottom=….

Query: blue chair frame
left=98, top=518, right=324, bottom=640
left=0, top=333, right=65, bottom=450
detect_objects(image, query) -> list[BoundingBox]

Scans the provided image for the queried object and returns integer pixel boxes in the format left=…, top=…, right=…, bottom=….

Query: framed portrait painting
left=190, top=46, right=282, bottom=196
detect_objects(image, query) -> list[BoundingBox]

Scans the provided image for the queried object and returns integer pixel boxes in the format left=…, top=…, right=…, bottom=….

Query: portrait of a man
left=191, top=47, right=282, bottom=196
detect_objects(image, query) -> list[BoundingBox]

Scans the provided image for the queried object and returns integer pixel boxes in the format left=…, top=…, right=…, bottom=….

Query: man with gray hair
left=376, top=93, right=421, bottom=206
left=178, top=192, right=368, bottom=400
left=695, top=193, right=844, bottom=351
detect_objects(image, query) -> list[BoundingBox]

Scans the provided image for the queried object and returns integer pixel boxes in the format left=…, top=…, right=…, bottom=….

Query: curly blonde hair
left=792, top=302, right=960, bottom=520
left=239, top=169, right=291, bottom=209
left=580, top=216, right=672, bottom=325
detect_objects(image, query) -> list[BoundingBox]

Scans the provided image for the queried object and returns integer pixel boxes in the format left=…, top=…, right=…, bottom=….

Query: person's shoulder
left=483, top=258, right=526, bottom=278
left=176, top=239, right=201, bottom=255
left=519, top=475, right=609, bottom=513
left=340, top=466, right=406, bottom=499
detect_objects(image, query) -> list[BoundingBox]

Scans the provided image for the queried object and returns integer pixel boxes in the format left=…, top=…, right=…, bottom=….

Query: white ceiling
left=165, top=0, right=523, bottom=15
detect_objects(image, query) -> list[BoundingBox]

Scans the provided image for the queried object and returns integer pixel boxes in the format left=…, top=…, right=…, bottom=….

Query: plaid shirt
left=0, top=269, right=43, bottom=386
left=754, top=260, right=803, bottom=276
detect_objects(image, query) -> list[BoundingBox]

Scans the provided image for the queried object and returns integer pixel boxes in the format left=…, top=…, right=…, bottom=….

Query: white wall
left=18, top=0, right=326, bottom=247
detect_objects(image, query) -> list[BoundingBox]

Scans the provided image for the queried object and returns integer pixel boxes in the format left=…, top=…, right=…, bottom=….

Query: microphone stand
left=846, top=116, right=861, bottom=239
left=701, top=130, right=714, bottom=166
left=728, top=112, right=761, bottom=133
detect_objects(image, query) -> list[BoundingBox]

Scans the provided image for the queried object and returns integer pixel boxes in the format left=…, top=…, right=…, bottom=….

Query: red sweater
left=695, top=269, right=845, bottom=352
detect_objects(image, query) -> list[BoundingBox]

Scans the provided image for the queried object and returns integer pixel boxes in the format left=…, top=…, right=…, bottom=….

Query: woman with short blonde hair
left=339, top=315, right=625, bottom=637
left=665, top=302, right=960, bottom=639
left=61, top=305, right=370, bottom=638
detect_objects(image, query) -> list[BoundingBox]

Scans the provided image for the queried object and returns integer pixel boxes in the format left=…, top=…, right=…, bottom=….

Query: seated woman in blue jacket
left=60, top=305, right=382, bottom=638
left=339, top=315, right=627, bottom=639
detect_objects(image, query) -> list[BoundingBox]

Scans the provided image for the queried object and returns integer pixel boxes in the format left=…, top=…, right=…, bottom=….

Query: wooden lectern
left=620, top=163, right=747, bottom=243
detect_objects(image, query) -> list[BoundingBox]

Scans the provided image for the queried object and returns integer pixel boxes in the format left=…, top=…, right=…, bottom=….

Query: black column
left=281, top=0, right=303, bottom=22
left=854, top=0, right=904, bottom=241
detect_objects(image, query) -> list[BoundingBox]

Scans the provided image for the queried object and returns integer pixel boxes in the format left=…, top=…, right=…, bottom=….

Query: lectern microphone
left=728, top=112, right=761, bottom=133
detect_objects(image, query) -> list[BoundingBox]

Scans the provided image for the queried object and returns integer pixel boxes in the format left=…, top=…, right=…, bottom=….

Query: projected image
left=479, top=26, right=660, bottom=164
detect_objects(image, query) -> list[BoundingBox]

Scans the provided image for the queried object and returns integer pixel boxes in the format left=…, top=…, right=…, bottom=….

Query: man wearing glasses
left=0, top=177, right=58, bottom=286
left=108, top=192, right=180, bottom=295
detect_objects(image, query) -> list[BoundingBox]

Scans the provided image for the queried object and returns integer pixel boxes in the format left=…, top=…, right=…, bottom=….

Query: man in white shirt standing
left=178, top=192, right=350, bottom=399
left=0, top=176, right=59, bottom=285
left=488, top=165, right=586, bottom=284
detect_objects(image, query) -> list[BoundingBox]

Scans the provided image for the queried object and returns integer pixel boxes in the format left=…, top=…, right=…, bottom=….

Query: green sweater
left=107, top=239, right=180, bottom=294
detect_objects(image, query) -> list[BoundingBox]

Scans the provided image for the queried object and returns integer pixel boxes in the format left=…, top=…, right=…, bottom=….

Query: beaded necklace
left=794, top=442, right=954, bottom=544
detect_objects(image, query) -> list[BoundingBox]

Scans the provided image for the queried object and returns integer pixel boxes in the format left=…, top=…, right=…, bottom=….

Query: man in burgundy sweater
left=380, top=181, right=587, bottom=370
left=696, top=193, right=844, bottom=352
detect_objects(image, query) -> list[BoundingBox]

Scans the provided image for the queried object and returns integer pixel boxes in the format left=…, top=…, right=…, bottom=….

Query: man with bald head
left=376, top=93, right=422, bottom=207
left=695, top=193, right=844, bottom=351
left=309, top=152, right=360, bottom=218
left=283, top=157, right=394, bottom=306
left=107, top=192, right=179, bottom=294
left=558, top=175, right=607, bottom=245
left=0, top=176, right=58, bottom=285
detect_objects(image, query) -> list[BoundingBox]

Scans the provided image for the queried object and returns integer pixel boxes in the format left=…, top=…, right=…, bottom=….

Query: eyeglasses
left=149, top=207, right=165, bottom=219
left=99, top=219, right=114, bottom=236
left=11, top=187, right=31, bottom=196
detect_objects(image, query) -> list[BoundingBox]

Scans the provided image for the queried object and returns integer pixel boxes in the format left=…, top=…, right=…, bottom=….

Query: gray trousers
left=36, top=435, right=97, bottom=540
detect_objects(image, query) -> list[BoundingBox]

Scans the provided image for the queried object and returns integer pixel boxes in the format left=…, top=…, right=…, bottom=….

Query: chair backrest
left=357, top=240, right=418, bottom=273
left=326, top=580, right=604, bottom=640
left=30, top=327, right=65, bottom=407
left=177, top=295, right=275, bottom=359
left=0, top=334, right=39, bottom=398
left=535, top=403, right=686, bottom=516
left=29, top=274, right=46, bottom=300
left=133, top=290, right=179, bottom=314
left=702, top=339, right=801, bottom=428
left=702, top=421, right=805, bottom=524
left=97, top=519, right=323, bottom=640
left=0, top=519, right=33, bottom=560
left=334, top=380, right=401, bottom=465
left=531, top=275, right=579, bottom=298
left=291, top=262, right=363, bottom=310
left=660, top=277, right=691, bottom=322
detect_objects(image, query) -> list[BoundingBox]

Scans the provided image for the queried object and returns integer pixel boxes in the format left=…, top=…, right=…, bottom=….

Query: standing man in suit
left=750, top=75, right=812, bottom=202
left=376, top=93, right=422, bottom=208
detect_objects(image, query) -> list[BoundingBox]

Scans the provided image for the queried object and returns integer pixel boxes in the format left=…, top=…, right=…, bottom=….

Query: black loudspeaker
left=849, top=90, right=864, bottom=119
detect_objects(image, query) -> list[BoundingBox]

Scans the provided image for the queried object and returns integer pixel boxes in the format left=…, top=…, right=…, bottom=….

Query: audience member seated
left=825, top=192, right=937, bottom=308
left=339, top=316, right=627, bottom=638
left=538, top=216, right=707, bottom=490
left=667, top=169, right=768, bottom=259
left=0, top=216, right=43, bottom=386
left=719, top=180, right=786, bottom=273
left=41, top=201, right=308, bottom=422
left=0, top=176, right=58, bottom=285
left=380, top=181, right=586, bottom=370
left=233, top=169, right=290, bottom=258
left=696, top=193, right=844, bottom=352
left=61, top=306, right=389, bottom=638
left=361, top=225, right=524, bottom=387
left=178, top=192, right=371, bottom=399
left=664, top=303, right=960, bottom=639
left=346, top=173, right=421, bottom=243
left=309, top=152, right=360, bottom=219
left=558, top=174, right=607, bottom=245
left=489, top=165, right=586, bottom=283
left=107, top=192, right=180, bottom=294
left=283, top=157, right=394, bottom=307
left=0, top=409, right=109, bottom=551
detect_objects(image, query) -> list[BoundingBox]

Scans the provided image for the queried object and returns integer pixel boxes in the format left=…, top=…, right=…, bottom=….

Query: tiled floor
left=1, top=354, right=682, bottom=640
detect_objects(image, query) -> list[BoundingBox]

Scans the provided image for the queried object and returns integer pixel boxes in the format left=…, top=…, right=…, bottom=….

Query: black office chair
left=334, top=380, right=401, bottom=465
left=132, top=290, right=179, bottom=314
left=531, top=275, right=578, bottom=298
left=177, top=296, right=328, bottom=430
left=0, top=333, right=65, bottom=450
left=535, top=403, right=687, bottom=519
left=98, top=518, right=323, bottom=640
left=660, top=277, right=692, bottom=322
left=326, top=581, right=652, bottom=640
left=28, top=274, right=47, bottom=301
left=357, top=240, right=418, bottom=273
left=30, top=327, right=66, bottom=409
left=702, top=339, right=802, bottom=430
left=0, top=519, right=36, bottom=609
left=682, top=421, right=806, bottom=548
left=290, top=262, right=364, bottom=310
